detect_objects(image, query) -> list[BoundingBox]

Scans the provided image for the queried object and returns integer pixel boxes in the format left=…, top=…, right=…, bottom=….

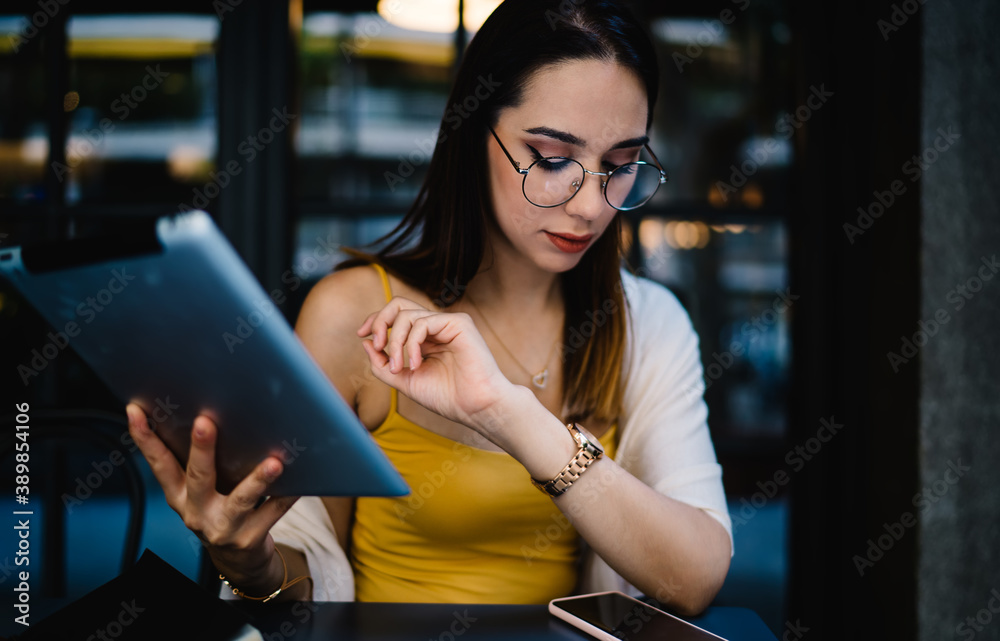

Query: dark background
left=0, top=1, right=997, bottom=640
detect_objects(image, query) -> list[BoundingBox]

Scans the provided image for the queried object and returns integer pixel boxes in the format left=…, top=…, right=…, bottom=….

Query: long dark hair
left=340, top=0, right=660, bottom=424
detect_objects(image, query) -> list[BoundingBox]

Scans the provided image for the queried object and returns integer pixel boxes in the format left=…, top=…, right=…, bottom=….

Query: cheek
left=489, top=148, right=544, bottom=235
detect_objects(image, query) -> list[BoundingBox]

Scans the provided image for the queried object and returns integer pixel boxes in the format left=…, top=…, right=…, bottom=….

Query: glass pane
left=297, top=12, right=453, bottom=206
left=293, top=216, right=403, bottom=281
left=0, top=16, right=47, bottom=205
left=648, top=6, right=794, bottom=209
left=636, top=217, right=789, bottom=439
left=64, top=15, right=217, bottom=205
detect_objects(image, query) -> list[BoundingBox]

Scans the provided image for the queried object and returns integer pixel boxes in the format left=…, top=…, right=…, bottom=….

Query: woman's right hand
left=125, top=403, right=300, bottom=595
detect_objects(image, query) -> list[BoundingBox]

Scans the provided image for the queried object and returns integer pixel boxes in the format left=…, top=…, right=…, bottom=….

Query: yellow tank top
left=350, top=264, right=618, bottom=604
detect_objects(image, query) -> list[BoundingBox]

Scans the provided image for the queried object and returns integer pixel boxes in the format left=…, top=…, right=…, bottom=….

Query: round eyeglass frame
left=489, top=126, right=669, bottom=211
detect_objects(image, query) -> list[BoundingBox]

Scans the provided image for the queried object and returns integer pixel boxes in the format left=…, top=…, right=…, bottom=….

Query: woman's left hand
left=357, top=296, right=519, bottom=443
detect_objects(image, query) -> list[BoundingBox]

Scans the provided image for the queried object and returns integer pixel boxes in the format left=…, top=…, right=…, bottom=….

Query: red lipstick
left=545, top=231, right=593, bottom=253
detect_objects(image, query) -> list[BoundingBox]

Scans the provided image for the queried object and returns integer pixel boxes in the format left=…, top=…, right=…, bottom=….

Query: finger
left=364, top=297, right=427, bottom=351
left=357, top=312, right=376, bottom=338
left=405, top=316, right=432, bottom=371
left=369, top=310, right=391, bottom=352
left=384, top=309, right=435, bottom=373
left=185, top=414, right=219, bottom=506
left=126, top=403, right=186, bottom=506
left=224, top=455, right=284, bottom=518
left=361, top=339, right=409, bottom=390
left=361, top=338, right=390, bottom=370
left=245, top=495, right=301, bottom=534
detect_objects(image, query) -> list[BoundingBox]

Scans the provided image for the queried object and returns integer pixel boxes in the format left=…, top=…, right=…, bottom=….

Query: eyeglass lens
left=522, top=158, right=662, bottom=210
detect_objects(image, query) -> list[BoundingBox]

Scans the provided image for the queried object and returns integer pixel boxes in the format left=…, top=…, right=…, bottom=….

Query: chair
left=0, top=409, right=145, bottom=598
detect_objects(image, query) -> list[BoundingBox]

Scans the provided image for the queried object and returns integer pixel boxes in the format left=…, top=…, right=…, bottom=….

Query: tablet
left=1, top=210, right=408, bottom=497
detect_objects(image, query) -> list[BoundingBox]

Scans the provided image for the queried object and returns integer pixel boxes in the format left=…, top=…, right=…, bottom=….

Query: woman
left=126, top=0, right=732, bottom=615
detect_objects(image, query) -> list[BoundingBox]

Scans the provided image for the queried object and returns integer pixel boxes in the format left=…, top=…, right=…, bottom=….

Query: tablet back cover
left=1, top=211, right=408, bottom=497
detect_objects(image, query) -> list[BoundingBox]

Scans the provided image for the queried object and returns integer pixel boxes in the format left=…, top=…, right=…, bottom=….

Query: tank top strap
left=371, top=263, right=393, bottom=304
left=370, top=263, right=399, bottom=416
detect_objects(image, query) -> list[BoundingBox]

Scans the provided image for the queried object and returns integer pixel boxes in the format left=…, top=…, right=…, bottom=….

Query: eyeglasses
left=489, top=126, right=668, bottom=211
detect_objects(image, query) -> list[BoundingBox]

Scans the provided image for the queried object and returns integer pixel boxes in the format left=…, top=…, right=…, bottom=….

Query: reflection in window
left=650, top=9, right=794, bottom=209
left=0, top=16, right=47, bottom=205
left=297, top=12, right=453, bottom=206
left=638, top=217, right=789, bottom=440
left=63, top=15, right=217, bottom=206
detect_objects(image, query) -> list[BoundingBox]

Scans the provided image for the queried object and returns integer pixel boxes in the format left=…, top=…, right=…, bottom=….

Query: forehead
left=506, top=58, right=649, bottom=147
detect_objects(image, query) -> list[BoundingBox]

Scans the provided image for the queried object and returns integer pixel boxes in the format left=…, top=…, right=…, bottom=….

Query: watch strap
left=531, top=423, right=604, bottom=497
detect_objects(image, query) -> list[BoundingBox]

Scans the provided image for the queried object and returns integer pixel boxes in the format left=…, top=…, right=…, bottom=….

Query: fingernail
left=194, top=424, right=206, bottom=439
left=389, top=357, right=397, bottom=370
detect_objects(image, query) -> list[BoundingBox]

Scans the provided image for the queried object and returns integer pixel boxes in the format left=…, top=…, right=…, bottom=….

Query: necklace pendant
left=532, top=369, right=549, bottom=389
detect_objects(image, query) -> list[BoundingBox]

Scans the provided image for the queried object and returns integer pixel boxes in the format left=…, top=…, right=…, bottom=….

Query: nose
left=563, top=169, right=609, bottom=221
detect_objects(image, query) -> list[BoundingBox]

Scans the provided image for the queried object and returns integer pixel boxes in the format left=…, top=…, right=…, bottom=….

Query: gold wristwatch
left=531, top=423, right=604, bottom=497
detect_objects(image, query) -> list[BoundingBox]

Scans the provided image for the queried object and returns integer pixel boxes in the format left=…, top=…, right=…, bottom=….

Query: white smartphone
left=549, top=591, right=728, bottom=641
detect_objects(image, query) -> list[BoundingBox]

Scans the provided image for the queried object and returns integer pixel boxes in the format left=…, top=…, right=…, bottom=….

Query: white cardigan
left=235, top=270, right=733, bottom=601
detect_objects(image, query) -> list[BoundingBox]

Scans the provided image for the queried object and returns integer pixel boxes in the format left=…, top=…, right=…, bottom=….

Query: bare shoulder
left=295, top=265, right=388, bottom=409
left=297, top=265, right=387, bottom=327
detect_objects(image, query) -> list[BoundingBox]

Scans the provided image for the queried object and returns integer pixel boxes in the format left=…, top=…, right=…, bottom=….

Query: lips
left=545, top=231, right=593, bottom=253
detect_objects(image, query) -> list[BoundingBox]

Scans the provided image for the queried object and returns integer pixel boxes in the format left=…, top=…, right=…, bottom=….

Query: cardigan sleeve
left=219, top=496, right=356, bottom=601
left=581, top=270, right=732, bottom=596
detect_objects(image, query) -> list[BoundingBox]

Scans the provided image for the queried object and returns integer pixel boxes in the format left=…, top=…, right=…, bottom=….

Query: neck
left=464, top=236, right=562, bottom=316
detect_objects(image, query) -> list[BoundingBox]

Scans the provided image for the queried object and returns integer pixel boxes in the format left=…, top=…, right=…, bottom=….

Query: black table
left=229, top=602, right=779, bottom=641
left=2, top=598, right=776, bottom=640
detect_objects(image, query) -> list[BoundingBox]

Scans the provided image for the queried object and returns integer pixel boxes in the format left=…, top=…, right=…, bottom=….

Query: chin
left=534, top=249, right=587, bottom=274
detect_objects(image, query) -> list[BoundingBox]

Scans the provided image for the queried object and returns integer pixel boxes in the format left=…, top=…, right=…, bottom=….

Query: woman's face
left=487, top=58, right=648, bottom=273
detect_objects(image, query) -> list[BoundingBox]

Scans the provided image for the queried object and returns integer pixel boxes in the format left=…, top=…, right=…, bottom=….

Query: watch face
left=572, top=423, right=605, bottom=456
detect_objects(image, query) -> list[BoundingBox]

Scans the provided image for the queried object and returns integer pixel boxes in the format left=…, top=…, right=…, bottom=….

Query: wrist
left=214, top=546, right=283, bottom=596
left=480, top=388, right=578, bottom=478
left=467, top=382, right=529, bottom=439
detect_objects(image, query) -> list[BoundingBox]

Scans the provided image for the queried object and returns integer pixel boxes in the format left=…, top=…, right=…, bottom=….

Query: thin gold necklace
left=465, top=295, right=560, bottom=389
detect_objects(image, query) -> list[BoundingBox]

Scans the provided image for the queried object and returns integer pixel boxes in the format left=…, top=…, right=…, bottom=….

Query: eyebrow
left=522, top=126, right=649, bottom=151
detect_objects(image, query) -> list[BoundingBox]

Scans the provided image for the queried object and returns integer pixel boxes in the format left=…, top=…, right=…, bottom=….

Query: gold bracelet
left=219, top=547, right=310, bottom=603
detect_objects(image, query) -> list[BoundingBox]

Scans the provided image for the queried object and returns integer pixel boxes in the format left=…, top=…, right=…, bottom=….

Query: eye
left=528, top=145, right=574, bottom=173
left=611, top=163, right=637, bottom=176
left=604, top=151, right=642, bottom=173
